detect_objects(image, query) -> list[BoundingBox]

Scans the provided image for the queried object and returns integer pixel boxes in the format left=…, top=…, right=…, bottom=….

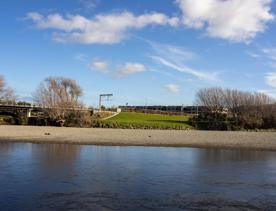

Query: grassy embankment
left=98, top=112, right=192, bottom=130
left=0, top=112, right=192, bottom=129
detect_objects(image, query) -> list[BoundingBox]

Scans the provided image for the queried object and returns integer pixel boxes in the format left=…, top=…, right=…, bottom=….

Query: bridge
left=0, top=104, right=93, bottom=124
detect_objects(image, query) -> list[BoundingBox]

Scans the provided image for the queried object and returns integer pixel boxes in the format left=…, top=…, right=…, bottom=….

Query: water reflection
left=31, top=144, right=81, bottom=170
left=0, top=142, right=20, bottom=154
left=0, top=143, right=276, bottom=210
left=196, top=148, right=275, bottom=163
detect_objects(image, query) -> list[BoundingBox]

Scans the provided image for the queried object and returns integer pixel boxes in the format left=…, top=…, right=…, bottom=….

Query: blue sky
left=0, top=0, right=276, bottom=107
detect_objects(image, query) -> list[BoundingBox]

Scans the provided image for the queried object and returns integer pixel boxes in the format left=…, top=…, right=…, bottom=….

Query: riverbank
left=1, top=125, right=276, bottom=151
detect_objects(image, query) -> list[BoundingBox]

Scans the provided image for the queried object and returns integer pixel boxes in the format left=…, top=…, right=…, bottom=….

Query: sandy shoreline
left=0, top=125, right=276, bottom=151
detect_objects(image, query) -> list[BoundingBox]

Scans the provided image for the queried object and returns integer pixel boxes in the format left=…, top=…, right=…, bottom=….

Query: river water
left=0, top=143, right=276, bottom=210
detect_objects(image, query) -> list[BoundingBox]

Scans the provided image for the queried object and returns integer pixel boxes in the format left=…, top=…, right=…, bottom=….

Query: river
left=0, top=143, right=276, bottom=210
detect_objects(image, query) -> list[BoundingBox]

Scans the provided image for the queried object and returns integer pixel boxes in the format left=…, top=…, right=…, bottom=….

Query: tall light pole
left=99, top=94, right=113, bottom=111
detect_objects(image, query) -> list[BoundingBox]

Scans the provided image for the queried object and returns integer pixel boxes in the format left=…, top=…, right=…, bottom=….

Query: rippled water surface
left=1, top=143, right=276, bottom=210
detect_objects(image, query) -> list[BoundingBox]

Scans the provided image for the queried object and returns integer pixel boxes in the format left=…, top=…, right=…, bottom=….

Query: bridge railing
left=0, top=103, right=93, bottom=111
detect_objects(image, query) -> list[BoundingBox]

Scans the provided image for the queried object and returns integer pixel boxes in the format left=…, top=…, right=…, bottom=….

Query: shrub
left=65, top=111, right=92, bottom=127
left=190, top=112, right=231, bottom=131
left=0, top=115, right=17, bottom=125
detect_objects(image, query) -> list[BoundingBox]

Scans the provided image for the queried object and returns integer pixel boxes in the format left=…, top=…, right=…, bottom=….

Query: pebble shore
left=1, top=125, right=276, bottom=151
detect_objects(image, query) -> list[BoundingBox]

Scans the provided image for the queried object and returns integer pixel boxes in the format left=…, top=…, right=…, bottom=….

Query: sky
left=0, top=0, right=276, bottom=107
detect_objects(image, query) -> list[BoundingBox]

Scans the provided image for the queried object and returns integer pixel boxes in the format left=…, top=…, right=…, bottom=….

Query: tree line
left=191, top=87, right=276, bottom=130
left=1, top=74, right=276, bottom=129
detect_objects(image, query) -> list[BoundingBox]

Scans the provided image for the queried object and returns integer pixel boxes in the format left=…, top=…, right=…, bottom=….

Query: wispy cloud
left=78, top=0, right=100, bottom=9
left=165, top=84, right=180, bottom=93
left=74, top=53, right=88, bottom=62
left=265, top=72, right=276, bottom=88
left=246, top=52, right=262, bottom=59
left=249, top=46, right=276, bottom=68
left=152, top=55, right=218, bottom=81
left=260, top=72, right=276, bottom=98
left=249, top=47, right=276, bottom=97
left=149, top=41, right=196, bottom=62
left=262, top=48, right=276, bottom=61
left=148, top=41, right=219, bottom=82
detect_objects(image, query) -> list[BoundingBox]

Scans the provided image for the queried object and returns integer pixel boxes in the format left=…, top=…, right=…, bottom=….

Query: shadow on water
left=0, top=143, right=276, bottom=210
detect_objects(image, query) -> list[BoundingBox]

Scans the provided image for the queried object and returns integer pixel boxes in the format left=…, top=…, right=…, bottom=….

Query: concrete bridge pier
left=27, top=109, right=32, bottom=118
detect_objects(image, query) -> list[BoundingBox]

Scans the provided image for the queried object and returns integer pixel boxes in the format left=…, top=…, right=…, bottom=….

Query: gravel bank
left=0, top=125, right=276, bottom=151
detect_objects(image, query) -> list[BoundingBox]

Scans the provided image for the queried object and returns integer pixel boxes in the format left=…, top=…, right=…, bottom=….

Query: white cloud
left=265, top=72, right=276, bottom=88
left=149, top=41, right=219, bottom=81
left=26, top=11, right=179, bottom=44
left=89, top=60, right=109, bottom=73
left=88, top=60, right=146, bottom=78
left=165, top=84, right=180, bottom=93
left=116, top=63, right=146, bottom=78
left=176, top=0, right=274, bottom=42
left=26, top=1, right=274, bottom=44
left=27, top=12, right=44, bottom=21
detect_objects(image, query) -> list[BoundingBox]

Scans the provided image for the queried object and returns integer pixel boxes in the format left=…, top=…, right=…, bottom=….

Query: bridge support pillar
left=27, top=109, right=32, bottom=118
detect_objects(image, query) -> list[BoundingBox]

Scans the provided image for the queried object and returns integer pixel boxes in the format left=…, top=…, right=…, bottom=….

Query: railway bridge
left=0, top=104, right=37, bottom=124
left=0, top=104, right=93, bottom=124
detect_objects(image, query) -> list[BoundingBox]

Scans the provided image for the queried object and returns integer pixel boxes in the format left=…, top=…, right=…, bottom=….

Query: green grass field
left=103, top=112, right=191, bottom=129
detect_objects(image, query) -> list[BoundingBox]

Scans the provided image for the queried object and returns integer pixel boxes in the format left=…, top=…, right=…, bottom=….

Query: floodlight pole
left=99, top=94, right=113, bottom=111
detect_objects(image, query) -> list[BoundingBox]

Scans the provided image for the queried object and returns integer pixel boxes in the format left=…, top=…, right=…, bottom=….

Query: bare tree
left=196, top=88, right=276, bottom=128
left=0, top=75, right=16, bottom=103
left=195, top=87, right=225, bottom=112
left=194, top=87, right=276, bottom=129
left=196, top=87, right=274, bottom=113
left=33, top=77, right=85, bottom=125
left=0, top=76, right=3, bottom=92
